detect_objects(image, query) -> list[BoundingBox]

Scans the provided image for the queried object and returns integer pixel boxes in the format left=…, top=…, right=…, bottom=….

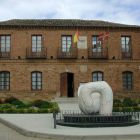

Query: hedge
left=113, top=107, right=140, bottom=112
left=0, top=108, right=54, bottom=113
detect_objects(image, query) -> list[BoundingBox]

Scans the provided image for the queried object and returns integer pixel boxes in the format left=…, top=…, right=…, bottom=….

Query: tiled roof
left=0, top=19, right=139, bottom=28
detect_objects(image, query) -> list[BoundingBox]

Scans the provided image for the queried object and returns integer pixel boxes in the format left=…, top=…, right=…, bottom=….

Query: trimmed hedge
left=0, top=102, right=60, bottom=113
left=0, top=108, right=53, bottom=113
left=113, top=107, right=140, bottom=112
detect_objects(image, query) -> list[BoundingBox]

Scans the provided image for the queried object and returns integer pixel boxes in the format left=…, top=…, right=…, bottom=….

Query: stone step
left=51, top=97, right=78, bottom=103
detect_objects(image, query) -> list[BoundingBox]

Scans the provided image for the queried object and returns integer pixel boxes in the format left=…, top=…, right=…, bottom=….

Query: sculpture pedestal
left=56, top=113, right=139, bottom=127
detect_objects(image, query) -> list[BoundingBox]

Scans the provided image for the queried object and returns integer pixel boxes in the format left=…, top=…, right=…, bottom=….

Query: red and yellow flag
left=98, top=32, right=109, bottom=41
left=74, top=29, right=80, bottom=43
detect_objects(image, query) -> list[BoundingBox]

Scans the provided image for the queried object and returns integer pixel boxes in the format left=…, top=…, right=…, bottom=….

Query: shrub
left=133, top=107, right=140, bottom=112
left=11, top=100, right=24, bottom=106
left=52, top=102, right=60, bottom=113
left=0, top=104, right=11, bottom=109
left=125, top=107, right=133, bottom=112
left=17, top=104, right=29, bottom=109
left=32, top=100, right=46, bottom=108
left=4, top=96, right=18, bottom=104
left=0, top=99, right=3, bottom=104
left=27, top=101, right=34, bottom=107
left=123, top=97, right=132, bottom=107
left=0, top=103, right=11, bottom=107
left=40, top=104, right=52, bottom=109
left=132, top=101, right=138, bottom=107
left=113, top=107, right=122, bottom=112
left=113, top=102, right=124, bottom=107
left=113, top=99, right=122, bottom=103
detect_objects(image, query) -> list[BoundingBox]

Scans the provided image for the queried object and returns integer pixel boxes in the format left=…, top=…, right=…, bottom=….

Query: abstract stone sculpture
left=78, top=81, right=113, bottom=115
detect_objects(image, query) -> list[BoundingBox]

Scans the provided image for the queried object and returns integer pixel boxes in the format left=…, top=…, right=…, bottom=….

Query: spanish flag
left=98, top=32, right=109, bottom=41
left=74, top=29, right=80, bottom=43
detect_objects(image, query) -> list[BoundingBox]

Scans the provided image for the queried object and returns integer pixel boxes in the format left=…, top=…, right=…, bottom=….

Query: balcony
left=122, top=50, right=132, bottom=59
left=88, top=48, right=108, bottom=59
left=57, top=48, right=77, bottom=59
left=26, top=47, right=47, bottom=59
left=0, top=52, right=10, bottom=59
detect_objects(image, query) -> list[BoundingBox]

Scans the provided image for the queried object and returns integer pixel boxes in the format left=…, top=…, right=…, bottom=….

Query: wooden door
left=60, top=73, right=68, bottom=97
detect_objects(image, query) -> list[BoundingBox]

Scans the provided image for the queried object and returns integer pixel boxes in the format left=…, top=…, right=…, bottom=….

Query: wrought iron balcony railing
left=122, top=50, right=132, bottom=59
left=88, top=48, right=108, bottom=59
left=0, top=52, right=10, bottom=59
left=57, top=47, right=77, bottom=59
left=26, top=47, right=47, bottom=59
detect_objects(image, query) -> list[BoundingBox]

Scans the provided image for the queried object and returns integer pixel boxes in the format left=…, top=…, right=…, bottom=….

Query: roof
left=0, top=19, right=139, bottom=28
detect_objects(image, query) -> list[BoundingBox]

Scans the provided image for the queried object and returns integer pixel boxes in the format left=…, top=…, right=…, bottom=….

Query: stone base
left=56, top=113, right=139, bottom=127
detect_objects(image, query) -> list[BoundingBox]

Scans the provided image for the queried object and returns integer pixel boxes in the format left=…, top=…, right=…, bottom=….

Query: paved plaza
left=0, top=103, right=140, bottom=140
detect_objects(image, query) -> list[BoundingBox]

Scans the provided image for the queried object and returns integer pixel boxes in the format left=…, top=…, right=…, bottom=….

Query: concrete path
left=0, top=122, right=52, bottom=140
left=0, top=103, right=139, bottom=140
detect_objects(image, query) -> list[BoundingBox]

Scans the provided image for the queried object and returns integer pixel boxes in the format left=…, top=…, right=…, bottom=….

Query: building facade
left=0, top=19, right=140, bottom=102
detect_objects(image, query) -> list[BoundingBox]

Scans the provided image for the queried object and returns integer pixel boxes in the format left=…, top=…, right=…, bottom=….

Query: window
left=0, top=72, right=10, bottom=90
left=92, top=36, right=101, bottom=52
left=93, top=72, right=103, bottom=82
left=121, top=37, right=130, bottom=52
left=123, top=72, right=132, bottom=90
left=32, top=36, right=42, bottom=52
left=0, top=36, right=10, bottom=52
left=62, top=36, right=72, bottom=52
left=31, top=72, right=42, bottom=90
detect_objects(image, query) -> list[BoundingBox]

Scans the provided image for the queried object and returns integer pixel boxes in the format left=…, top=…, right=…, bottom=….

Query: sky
left=0, top=0, right=140, bottom=25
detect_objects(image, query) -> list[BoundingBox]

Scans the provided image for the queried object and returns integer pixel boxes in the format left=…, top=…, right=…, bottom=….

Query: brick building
left=0, top=19, right=140, bottom=102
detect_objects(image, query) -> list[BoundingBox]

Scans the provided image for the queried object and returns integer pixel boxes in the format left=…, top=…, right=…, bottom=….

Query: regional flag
left=98, top=32, right=109, bottom=41
left=74, top=29, right=80, bottom=43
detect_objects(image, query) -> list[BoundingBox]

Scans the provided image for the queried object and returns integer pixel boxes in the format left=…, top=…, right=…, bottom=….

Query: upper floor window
left=31, top=71, right=42, bottom=90
left=32, top=36, right=41, bottom=52
left=92, top=36, right=101, bottom=52
left=123, top=71, right=132, bottom=90
left=121, top=37, right=130, bottom=52
left=93, top=71, right=103, bottom=82
left=0, top=36, right=10, bottom=52
left=0, top=71, right=10, bottom=90
left=62, top=36, right=72, bottom=52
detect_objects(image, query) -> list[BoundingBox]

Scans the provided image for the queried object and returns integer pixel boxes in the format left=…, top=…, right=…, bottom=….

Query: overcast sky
left=0, top=0, right=140, bottom=25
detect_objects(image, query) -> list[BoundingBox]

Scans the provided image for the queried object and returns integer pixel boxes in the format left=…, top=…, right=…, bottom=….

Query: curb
left=0, top=117, right=140, bottom=140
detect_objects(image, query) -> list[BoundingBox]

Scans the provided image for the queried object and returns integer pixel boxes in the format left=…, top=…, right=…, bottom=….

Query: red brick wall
left=0, top=27, right=140, bottom=101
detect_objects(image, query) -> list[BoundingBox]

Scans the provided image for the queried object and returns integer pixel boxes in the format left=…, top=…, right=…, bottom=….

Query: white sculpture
left=78, top=81, right=113, bottom=115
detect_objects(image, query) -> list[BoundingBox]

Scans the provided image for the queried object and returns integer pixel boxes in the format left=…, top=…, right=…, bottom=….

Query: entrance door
left=60, top=72, right=74, bottom=97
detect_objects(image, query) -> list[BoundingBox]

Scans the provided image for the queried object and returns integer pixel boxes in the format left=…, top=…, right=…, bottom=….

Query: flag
left=41, top=31, right=45, bottom=43
left=98, top=32, right=109, bottom=41
left=74, top=29, right=80, bottom=43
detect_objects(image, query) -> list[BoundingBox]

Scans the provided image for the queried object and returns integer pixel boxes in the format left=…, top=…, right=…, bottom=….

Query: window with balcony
left=57, top=36, right=77, bottom=59
left=92, top=36, right=102, bottom=53
left=26, top=36, right=46, bottom=59
left=88, top=36, right=107, bottom=59
left=123, top=71, right=132, bottom=90
left=121, top=37, right=131, bottom=58
left=31, top=72, right=42, bottom=90
left=32, top=36, right=41, bottom=53
left=0, top=71, right=10, bottom=90
left=0, top=36, right=10, bottom=58
left=62, top=36, right=72, bottom=53
left=93, top=72, right=103, bottom=82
